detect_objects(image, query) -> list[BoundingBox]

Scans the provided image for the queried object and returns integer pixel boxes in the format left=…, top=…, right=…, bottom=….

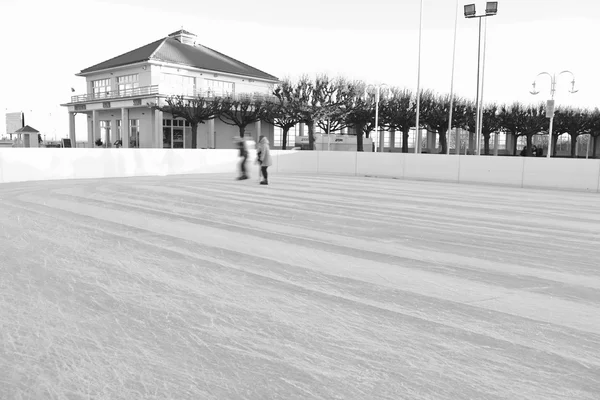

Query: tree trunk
left=526, top=135, right=534, bottom=156
left=513, top=134, right=518, bottom=156
left=569, top=133, right=578, bottom=158
left=552, top=134, right=559, bottom=157
left=191, top=122, right=198, bottom=149
left=593, top=136, right=598, bottom=159
left=356, top=122, right=365, bottom=152
left=402, top=129, right=410, bottom=153
left=308, top=120, right=315, bottom=150
left=483, top=133, right=491, bottom=155
left=282, top=126, right=290, bottom=150
left=239, top=125, right=245, bottom=138
left=439, top=130, right=447, bottom=154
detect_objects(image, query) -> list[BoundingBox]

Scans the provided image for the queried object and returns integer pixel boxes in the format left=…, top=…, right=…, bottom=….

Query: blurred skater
left=234, top=136, right=249, bottom=180
left=256, top=135, right=272, bottom=185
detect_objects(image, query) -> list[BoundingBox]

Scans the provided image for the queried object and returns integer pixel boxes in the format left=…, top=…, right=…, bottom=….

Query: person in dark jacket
left=234, top=137, right=249, bottom=180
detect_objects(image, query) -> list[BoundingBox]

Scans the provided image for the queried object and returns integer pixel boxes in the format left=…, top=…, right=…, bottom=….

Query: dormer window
left=168, top=29, right=197, bottom=46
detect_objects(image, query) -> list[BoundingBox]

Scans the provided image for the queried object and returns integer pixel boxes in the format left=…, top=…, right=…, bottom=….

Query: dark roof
left=79, top=38, right=164, bottom=74
left=15, top=125, right=39, bottom=133
left=79, top=33, right=278, bottom=81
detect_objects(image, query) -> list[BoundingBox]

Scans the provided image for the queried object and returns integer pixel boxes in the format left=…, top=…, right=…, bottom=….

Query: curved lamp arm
left=530, top=72, right=553, bottom=95
left=558, top=70, right=578, bottom=94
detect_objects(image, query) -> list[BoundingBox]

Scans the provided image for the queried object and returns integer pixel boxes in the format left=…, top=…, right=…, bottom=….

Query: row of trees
left=152, top=75, right=600, bottom=157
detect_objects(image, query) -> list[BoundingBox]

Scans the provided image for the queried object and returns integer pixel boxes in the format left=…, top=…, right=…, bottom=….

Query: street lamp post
left=530, top=71, right=578, bottom=158
left=414, top=0, right=424, bottom=154
left=464, top=2, right=498, bottom=156
left=368, top=84, right=388, bottom=153
left=374, top=84, right=389, bottom=153
left=447, top=0, right=459, bottom=155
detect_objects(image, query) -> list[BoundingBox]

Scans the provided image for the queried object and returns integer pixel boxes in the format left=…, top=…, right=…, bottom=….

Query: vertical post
left=474, top=17, right=482, bottom=156
left=68, top=112, right=76, bottom=146
left=414, top=0, right=423, bottom=154
left=494, top=132, right=499, bottom=156
left=447, top=0, right=459, bottom=155
left=456, top=128, right=461, bottom=155
left=375, top=86, right=380, bottom=152
left=547, top=116, right=554, bottom=158
left=121, top=108, right=129, bottom=148
left=91, top=110, right=97, bottom=148
left=327, top=119, right=331, bottom=151
left=255, top=120, right=262, bottom=145
left=587, top=134, right=591, bottom=159
left=208, top=119, right=215, bottom=148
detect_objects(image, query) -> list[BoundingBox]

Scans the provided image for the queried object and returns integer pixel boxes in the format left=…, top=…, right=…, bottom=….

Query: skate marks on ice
left=1, top=173, right=599, bottom=399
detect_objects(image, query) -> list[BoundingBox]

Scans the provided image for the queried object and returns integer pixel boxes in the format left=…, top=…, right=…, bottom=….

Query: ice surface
left=1, top=173, right=599, bottom=399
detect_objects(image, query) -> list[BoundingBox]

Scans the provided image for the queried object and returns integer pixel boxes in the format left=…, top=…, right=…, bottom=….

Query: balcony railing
left=165, top=88, right=277, bottom=102
left=70, top=85, right=277, bottom=104
left=70, top=85, right=159, bottom=103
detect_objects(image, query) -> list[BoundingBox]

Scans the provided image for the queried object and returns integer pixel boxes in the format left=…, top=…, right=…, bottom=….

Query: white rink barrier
left=0, top=149, right=599, bottom=192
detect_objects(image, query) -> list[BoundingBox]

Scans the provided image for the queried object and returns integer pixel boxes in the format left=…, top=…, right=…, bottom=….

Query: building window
left=117, top=74, right=139, bottom=95
left=130, top=119, right=139, bottom=148
left=92, top=79, right=111, bottom=99
left=162, top=119, right=187, bottom=148
left=205, top=79, right=234, bottom=97
left=160, top=73, right=195, bottom=96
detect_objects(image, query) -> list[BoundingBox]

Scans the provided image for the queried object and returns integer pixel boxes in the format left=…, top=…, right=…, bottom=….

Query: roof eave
left=76, top=60, right=151, bottom=77
left=146, top=59, right=279, bottom=83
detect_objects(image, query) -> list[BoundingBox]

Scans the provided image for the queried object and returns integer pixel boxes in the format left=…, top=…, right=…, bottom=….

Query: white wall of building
left=84, top=64, right=152, bottom=94
left=149, top=63, right=274, bottom=96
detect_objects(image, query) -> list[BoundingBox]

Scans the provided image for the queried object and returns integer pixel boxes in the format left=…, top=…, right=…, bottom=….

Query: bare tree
left=553, top=107, right=594, bottom=158
left=151, top=95, right=221, bottom=149
left=422, top=94, right=470, bottom=154
left=288, top=74, right=356, bottom=150
left=380, top=88, right=416, bottom=153
left=345, top=82, right=377, bottom=152
left=262, top=80, right=302, bottom=150
left=218, top=94, right=271, bottom=138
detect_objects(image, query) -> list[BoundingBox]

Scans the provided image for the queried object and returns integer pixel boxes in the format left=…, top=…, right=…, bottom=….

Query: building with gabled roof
left=13, top=125, right=40, bottom=148
left=62, top=29, right=278, bottom=149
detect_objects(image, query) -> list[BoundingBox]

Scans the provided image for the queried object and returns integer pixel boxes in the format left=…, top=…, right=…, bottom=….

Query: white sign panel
left=5, top=112, right=23, bottom=136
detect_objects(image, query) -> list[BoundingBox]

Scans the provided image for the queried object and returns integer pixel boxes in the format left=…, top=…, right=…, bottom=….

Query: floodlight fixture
left=464, top=4, right=476, bottom=17
left=485, top=2, right=498, bottom=16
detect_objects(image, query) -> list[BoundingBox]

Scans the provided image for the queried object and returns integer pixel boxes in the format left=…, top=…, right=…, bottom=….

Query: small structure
left=13, top=125, right=40, bottom=148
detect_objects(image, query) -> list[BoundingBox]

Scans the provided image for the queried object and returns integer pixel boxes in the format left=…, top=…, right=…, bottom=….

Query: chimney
left=168, top=28, right=197, bottom=46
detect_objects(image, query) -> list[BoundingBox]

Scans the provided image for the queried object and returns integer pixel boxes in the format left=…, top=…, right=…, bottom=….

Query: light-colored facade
left=62, top=30, right=278, bottom=149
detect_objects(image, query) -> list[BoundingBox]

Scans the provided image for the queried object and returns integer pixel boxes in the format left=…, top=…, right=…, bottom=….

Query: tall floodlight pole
left=414, top=0, right=424, bottom=154
left=477, top=18, right=488, bottom=155
left=530, top=70, right=578, bottom=158
left=464, top=2, right=498, bottom=156
left=447, top=0, right=459, bottom=155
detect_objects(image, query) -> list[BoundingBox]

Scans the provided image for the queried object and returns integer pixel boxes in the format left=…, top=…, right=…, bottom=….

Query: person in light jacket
left=256, top=135, right=272, bottom=185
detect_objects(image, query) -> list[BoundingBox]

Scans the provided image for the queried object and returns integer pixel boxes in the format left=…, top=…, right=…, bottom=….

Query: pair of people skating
left=234, top=135, right=271, bottom=185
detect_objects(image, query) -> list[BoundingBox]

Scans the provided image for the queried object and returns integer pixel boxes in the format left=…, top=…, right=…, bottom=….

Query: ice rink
left=1, top=172, right=599, bottom=399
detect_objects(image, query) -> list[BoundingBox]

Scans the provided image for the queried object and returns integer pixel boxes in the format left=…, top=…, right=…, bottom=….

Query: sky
left=1, top=0, right=599, bottom=139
